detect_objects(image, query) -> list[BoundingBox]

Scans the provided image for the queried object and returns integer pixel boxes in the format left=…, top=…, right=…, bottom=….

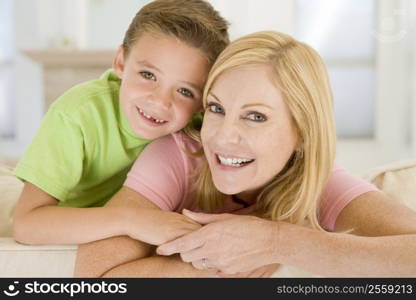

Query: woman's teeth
left=138, top=107, right=167, bottom=123
left=217, top=155, right=254, bottom=167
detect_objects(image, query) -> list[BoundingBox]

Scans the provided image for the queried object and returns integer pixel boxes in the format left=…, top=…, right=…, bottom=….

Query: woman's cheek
left=201, top=114, right=217, bottom=141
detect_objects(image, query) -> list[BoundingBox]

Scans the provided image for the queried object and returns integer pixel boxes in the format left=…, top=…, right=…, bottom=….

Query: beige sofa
left=1, top=161, right=415, bottom=277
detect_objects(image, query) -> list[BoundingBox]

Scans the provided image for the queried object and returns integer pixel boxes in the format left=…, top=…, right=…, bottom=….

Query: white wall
left=84, top=0, right=150, bottom=49
left=13, top=0, right=44, bottom=156
left=208, top=0, right=295, bottom=39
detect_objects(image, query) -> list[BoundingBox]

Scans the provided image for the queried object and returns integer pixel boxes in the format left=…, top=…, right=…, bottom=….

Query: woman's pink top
left=124, top=133, right=378, bottom=231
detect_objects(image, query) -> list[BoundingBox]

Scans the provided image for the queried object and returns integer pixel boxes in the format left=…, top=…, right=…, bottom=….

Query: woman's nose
left=215, top=117, right=241, bottom=145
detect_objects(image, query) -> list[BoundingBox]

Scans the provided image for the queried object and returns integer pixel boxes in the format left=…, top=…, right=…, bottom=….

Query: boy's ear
left=112, top=45, right=126, bottom=79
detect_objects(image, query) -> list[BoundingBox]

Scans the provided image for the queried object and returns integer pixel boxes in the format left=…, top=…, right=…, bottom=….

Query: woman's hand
left=126, top=208, right=202, bottom=246
left=156, top=210, right=280, bottom=274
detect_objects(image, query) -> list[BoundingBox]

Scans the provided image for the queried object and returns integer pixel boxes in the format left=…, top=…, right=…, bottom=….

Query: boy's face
left=114, top=32, right=209, bottom=139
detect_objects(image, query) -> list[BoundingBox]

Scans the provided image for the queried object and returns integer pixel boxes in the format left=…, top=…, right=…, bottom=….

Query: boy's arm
left=13, top=183, right=130, bottom=245
left=13, top=183, right=200, bottom=246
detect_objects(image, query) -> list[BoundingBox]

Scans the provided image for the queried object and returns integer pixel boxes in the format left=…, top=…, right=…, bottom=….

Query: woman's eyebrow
left=242, top=103, right=273, bottom=110
left=209, top=93, right=273, bottom=110
left=208, top=93, right=222, bottom=103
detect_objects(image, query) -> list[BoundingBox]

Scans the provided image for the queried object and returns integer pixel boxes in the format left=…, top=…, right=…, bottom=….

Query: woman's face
left=201, top=64, right=299, bottom=200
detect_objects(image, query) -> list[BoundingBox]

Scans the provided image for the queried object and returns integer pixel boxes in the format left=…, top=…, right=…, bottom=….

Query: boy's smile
left=136, top=106, right=167, bottom=125
left=114, top=32, right=209, bottom=139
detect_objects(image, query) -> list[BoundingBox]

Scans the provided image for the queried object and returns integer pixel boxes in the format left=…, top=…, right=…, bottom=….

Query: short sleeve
left=319, top=165, right=379, bottom=231
left=13, top=107, right=85, bottom=202
left=123, top=134, right=187, bottom=211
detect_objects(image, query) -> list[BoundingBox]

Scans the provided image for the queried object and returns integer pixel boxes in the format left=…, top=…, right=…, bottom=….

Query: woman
left=74, top=31, right=416, bottom=277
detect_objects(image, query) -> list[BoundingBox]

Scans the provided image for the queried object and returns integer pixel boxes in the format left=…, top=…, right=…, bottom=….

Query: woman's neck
left=233, top=189, right=259, bottom=206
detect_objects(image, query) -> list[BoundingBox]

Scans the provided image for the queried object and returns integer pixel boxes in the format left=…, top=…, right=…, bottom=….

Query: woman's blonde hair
left=191, top=31, right=336, bottom=230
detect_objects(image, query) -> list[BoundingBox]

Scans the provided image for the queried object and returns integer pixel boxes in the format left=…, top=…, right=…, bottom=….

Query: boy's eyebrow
left=209, top=92, right=273, bottom=110
left=182, top=81, right=203, bottom=92
left=137, top=60, right=202, bottom=92
left=136, top=60, right=163, bottom=74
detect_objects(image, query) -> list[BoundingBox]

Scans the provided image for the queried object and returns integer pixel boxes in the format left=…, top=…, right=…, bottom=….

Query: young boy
left=12, top=0, right=229, bottom=245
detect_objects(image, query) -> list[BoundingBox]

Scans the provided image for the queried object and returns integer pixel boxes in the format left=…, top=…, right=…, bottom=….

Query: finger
left=191, top=258, right=212, bottom=270
left=156, top=230, right=205, bottom=256
left=182, top=209, right=234, bottom=224
left=180, top=247, right=208, bottom=263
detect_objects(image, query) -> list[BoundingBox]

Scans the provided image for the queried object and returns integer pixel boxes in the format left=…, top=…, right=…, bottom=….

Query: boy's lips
left=136, top=106, right=168, bottom=126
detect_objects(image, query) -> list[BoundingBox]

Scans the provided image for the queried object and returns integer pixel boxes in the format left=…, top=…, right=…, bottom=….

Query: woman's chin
left=213, top=181, right=244, bottom=196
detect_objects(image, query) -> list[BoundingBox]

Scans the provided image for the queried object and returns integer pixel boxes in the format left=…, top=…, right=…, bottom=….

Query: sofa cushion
left=362, top=159, right=416, bottom=211
left=0, top=165, right=23, bottom=237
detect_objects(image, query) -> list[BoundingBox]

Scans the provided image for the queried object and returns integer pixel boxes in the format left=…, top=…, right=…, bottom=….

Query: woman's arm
left=276, top=191, right=416, bottom=277
left=157, top=191, right=416, bottom=277
left=74, top=186, right=204, bottom=277
left=13, top=183, right=130, bottom=245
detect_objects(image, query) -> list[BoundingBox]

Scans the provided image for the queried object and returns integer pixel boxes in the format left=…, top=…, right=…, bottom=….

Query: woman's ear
left=112, top=45, right=126, bottom=79
left=296, top=137, right=304, bottom=150
left=295, top=138, right=304, bottom=158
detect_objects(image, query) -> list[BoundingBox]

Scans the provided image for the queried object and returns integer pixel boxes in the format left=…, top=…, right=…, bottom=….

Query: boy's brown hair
left=122, top=0, right=230, bottom=65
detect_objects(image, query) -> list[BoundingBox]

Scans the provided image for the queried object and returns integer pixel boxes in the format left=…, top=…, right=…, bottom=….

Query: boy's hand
left=125, top=208, right=202, bottom=245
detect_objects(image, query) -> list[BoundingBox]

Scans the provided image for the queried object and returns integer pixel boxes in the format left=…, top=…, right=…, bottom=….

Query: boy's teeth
left=217, top=155, right=254, bottom=167
left=138, top=108, right=166, bottom=123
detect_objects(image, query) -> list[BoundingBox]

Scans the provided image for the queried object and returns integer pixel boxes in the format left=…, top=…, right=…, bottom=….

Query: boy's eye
left=139, top=71, right=156, bottom=81
left=207, top=103, right=224, bottom=114
left=178, top=88, right=194, bottom=98
left=246, top=112, right=267, bottom=122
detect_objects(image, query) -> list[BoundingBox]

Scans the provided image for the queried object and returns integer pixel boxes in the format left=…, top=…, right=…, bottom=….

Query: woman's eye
left=178, top=88, right=194, bottom=98
left=207, top=103, right=224, bottom=114
left=139, top=71, right=156, bottom=81
left=247, top=113, right=266, bottom=122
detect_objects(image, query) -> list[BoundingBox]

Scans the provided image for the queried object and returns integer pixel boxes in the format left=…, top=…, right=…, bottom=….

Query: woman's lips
left=214, top=153, right=255, bottom=169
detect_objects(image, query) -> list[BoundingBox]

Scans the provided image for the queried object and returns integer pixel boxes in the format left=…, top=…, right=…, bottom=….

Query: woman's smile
left=215, top=153, right=255, bottom=168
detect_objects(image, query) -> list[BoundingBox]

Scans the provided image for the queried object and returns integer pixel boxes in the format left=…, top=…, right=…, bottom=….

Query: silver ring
left=202, top=258, right=208, bottom=269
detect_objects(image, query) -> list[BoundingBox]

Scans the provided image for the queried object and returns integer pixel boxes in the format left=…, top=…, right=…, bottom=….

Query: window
left=0, top=0, right=15, bottom=138
left=296, top=0, right=376, bottom=138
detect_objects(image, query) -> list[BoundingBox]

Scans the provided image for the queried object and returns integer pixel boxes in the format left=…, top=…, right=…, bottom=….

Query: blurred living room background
left=0, top=0, right=415, bottom=174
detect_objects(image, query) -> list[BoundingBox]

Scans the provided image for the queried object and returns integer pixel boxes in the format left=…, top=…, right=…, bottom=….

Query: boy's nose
left=154, top=88, right=172, bottom=109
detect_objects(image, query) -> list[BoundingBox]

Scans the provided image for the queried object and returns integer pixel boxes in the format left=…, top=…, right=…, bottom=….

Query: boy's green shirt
left=13, top=69, right=153, bottom=207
